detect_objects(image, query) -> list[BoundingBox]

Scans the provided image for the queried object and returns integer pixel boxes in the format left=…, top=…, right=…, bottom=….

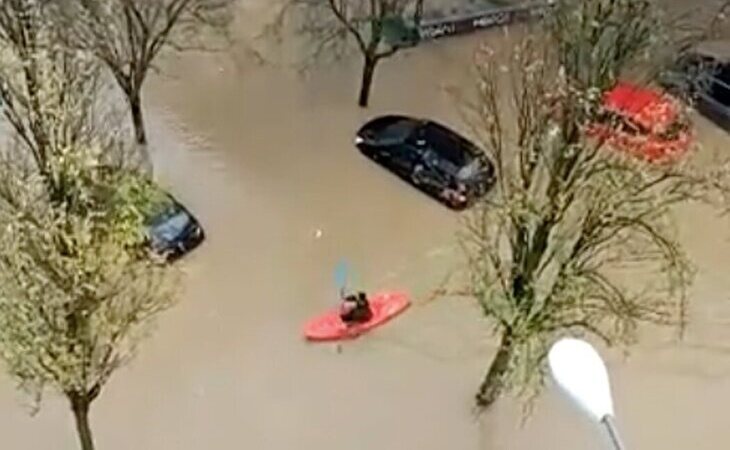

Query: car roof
left=360, top=115, right=420, bottom=143
left=421, top=121, right=477, bottom=166
left=693, top=40, right=730, bottom=62
left=603, top=82, right=679, bottom=131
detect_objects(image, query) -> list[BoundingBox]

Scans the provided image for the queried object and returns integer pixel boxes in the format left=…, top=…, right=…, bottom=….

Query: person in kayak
left=339, top=291, right=373, bottom=324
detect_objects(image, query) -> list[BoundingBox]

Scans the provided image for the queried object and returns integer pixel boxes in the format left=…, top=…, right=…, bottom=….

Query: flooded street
left=1, top=6, right=730, bottom=450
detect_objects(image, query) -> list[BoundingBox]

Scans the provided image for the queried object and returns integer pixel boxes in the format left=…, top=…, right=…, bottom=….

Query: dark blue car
left=146, top=195, right=205, bottom=261
left=354, top=115, right=495, bottom=209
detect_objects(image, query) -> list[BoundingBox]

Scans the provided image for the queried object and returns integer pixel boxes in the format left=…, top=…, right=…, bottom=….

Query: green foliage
left=382, top=16, right=420, bottom=48
left=0, top=149, right=178, bottom=410
left=0, top=0, right=106, bottom=194
left=99, top=170, right=173, bottom=247
left=0, top=5, right=180, bottom=448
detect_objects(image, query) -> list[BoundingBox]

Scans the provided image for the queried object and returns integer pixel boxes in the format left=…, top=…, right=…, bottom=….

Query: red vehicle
left=588, top=82, right=693, bottom=162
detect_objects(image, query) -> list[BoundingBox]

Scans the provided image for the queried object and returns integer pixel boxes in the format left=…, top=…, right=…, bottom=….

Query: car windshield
left=709, top=64, right=730, bottom=106
left=150, top=209, right=190, bottom=242
left=380, top=119, right=419, bottom=141
left=457, top=159, right=481, bottom=180
left=717, top=64, right=730, bottom=84
left=419, top=123, right=472, bottom=166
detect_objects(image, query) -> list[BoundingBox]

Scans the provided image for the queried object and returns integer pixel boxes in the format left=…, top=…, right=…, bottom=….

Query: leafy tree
left=455, top=0, right=730, bottom=409
left=276, top=0, right=424, bottom=107
left=0, top=7, right=178, bottom=444
left=0, top=145, right=178, bottom=450
left=0, top=0, right=113, bottom=201
left=60, top=0, right=236, bottom=146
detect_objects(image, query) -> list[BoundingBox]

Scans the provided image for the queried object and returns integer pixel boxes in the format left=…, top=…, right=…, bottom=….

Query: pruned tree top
left=652, top=0, right=730, bottom=75
left=459, top=35, right=730, bottom=317
left=454, top=13, right=730, bottom=406
left=52, top=0, right=236, bottom=146
left=539, top=0, right=730, bottom=90
left=60, top=0, right=235, bottom=85
left=266, top=0, right=423, bottom=106
left=270, top=0, right=423, bottom=65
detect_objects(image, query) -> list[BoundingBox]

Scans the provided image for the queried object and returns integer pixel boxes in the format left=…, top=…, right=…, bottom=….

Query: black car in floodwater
left=146, top=194, right=205, bottom=261
left=660, top=41, right=730, bottom=132
left=355, top=115, right=495, bottom=209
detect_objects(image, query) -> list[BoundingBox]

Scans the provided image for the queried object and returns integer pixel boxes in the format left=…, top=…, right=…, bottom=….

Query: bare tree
left=664, top=0, right=730, bottom=44
left=633, top=0, right=730, bottom=86
left=60, top=0, right=236, bottom=146
left=454, top=0, right=730, bottom=410
left=278, top=0, right=424, bottom=107
left=0, top=145, right=178, bottom=450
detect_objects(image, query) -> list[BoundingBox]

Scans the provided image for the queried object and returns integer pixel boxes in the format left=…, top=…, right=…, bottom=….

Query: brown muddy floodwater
left=1, top=10, right=730, bottom=450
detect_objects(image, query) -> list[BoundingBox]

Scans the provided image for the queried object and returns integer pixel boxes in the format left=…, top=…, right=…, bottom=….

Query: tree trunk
left=414, top=0, right=424, bottom=24
left=476, top=331, right=514, bottom=409
left=69, top=394, right=95, bottom=450
left=128, top=90, right=147, bottom=146
left=358, top=56, right=378, bottom=108
left=125, top=88, right=153, bottom=175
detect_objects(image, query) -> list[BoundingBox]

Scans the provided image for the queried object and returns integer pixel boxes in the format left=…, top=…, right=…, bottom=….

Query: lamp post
left=548, top=338, right=626, bottom=450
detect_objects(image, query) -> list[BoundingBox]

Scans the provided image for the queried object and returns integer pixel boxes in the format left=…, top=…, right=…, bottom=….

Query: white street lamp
left=548, top=338, right=626, bottom=450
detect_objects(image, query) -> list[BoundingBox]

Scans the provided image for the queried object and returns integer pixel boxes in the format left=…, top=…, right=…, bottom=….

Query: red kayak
left=303, top=291, right=410, bottom=342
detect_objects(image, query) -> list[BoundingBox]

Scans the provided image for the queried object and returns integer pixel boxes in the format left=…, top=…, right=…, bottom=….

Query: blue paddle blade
left=334, top=260, right=350, bottom=292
